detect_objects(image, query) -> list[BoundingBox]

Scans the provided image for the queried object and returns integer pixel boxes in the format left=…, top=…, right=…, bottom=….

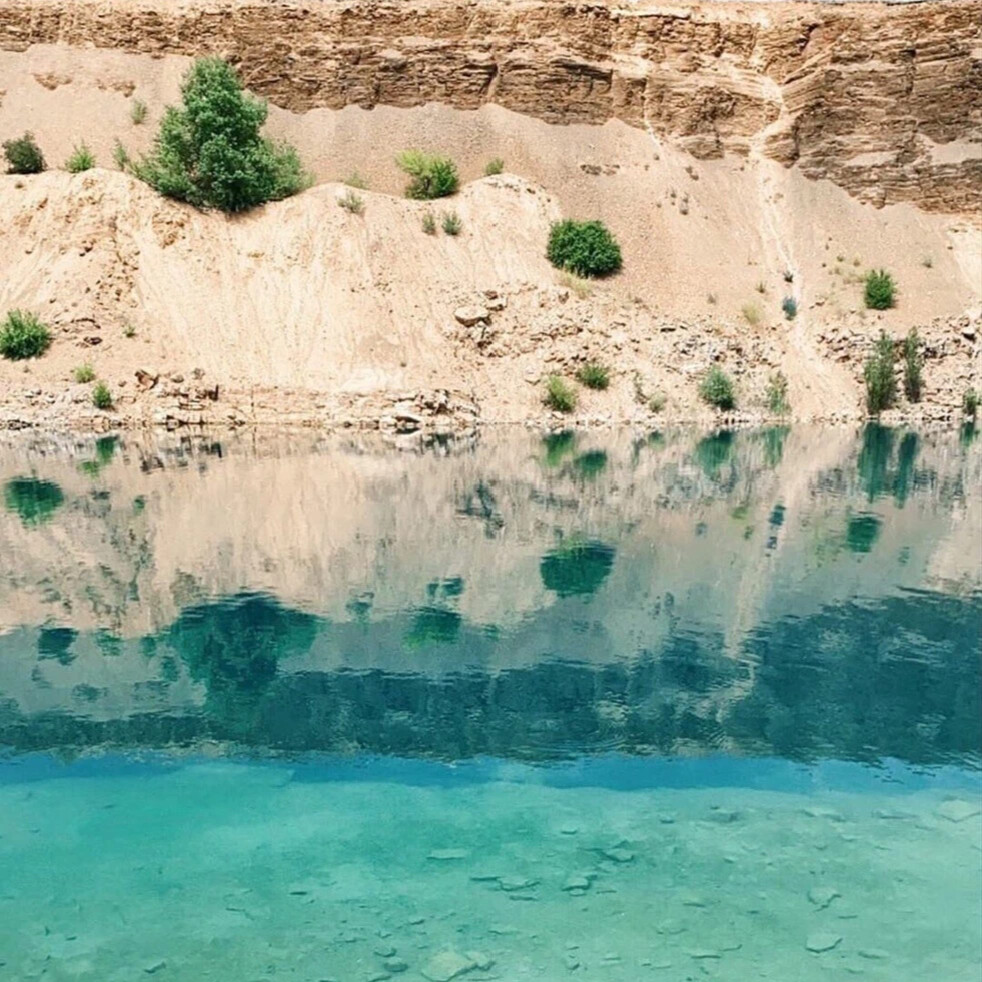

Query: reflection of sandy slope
left=0, top=429, right=977, bottom=651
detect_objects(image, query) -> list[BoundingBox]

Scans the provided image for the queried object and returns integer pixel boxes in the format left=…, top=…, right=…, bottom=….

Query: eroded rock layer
left=0, top=0, right=979, bottom=213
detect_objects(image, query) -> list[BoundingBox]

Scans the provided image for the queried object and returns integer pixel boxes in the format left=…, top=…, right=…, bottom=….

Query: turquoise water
left=1, top=425, right=980, bottom=980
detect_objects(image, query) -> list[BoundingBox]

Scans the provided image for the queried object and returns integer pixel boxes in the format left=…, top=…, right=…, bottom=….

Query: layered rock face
left=0, top=0, right=978, bottom=214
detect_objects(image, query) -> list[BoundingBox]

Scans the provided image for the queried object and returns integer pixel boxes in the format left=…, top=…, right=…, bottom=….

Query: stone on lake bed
left=562, top=874, right=592, bottom=892
left=858, top=949, right=890, bottom=960
left=806, top=933, right=843, bottom=953
left=427, top=849, right=470, bottom=861
left=420, top=951, right=477, bottom=981
left=936, top=799, right=981, bottom=823
left=498, top=875, right=538, bottom=891
left=688, top=949, right=721, bottom=960
left=601, top=847, right=635, bottom=863
left=807, top=886, right=840, bottom=910
left=384, top=957, right=409, bottom=973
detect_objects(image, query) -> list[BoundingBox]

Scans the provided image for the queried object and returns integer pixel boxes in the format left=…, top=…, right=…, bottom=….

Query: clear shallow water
left=0, top=425, right=980, bottom=981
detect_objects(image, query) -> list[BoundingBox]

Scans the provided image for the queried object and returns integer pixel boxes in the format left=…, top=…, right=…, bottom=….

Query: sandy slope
left=0, top=44, right=979, bottom=428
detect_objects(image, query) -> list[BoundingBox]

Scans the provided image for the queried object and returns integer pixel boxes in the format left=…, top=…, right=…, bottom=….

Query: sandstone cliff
left=0, top=0, right=979, bottom=214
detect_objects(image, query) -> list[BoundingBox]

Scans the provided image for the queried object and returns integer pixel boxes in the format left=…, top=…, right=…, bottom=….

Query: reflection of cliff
left=0, top=589, right=978, bottom=766
left=1, top=427, right=978, bottom=646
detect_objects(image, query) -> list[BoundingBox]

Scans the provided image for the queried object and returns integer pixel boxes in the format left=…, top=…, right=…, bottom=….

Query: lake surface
left=1, top=425, right=980, bottom=981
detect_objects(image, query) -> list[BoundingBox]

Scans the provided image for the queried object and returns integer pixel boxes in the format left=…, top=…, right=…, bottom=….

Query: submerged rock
left=936, top=799, right=981, bottom=823
left=601, top=847, right=634, bottom=864
left=807, top=886, right=840, bottom=910
left=427, top=849, right=470, bottom=861
left=806, top=933, right=843, bottom=953
left=420, top=950, right=491, bottom=981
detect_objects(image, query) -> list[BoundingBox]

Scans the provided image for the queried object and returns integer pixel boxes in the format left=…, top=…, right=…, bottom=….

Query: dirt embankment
left=0, top=0, right=979, bottom=432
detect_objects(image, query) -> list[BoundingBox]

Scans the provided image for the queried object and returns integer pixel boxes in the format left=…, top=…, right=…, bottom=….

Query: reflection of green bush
left=540, top=539, right=616, bottom=597
left=37, top=627, right=78, bottom=665
left=78, top=436, right=119, bottom=477
left=404, top=606, right=462, bottom=648
left=846, top=514, right=882, bottom=554
left=694, top=430, right=735, bottom=479
left=543, top=431, right=577, bottom=467
left=170, top=593, right=318, bottom=696
left=3, top=477, right=64, bottom=526
left=573, top=450, right=608, bottom=480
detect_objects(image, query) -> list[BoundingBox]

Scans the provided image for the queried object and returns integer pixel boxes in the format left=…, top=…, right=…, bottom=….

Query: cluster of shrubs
left=863, top=326, right=927, bottom=414
left=542, top=361, right=612, bottom=413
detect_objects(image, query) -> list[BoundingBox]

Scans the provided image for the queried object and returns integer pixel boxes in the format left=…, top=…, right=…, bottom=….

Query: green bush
left=544, top=375, right=576, bottom=413
left=112, top=139, right=131, bottom=171
left=964, top=388, right=979, bottom=419
left=130, top=99, right=148, bottom=125
left=343, top=172, right=369, bottom=190
left=547, top=220, right=622, bottom=278
left=766, top=371, right=790, bottom=415
left=576, top=362, right=610, bottom=390
left=863, top=331, right=897, bottom=413
left=92, top=382, right=113, bottom=410
left=0, top=310, right=52, bottom=360
left=73, top=363, right=95, bottom=383
left=337, top=188, right=364, bottom=214
left=395, top=150, right=459, bottom=200
left=3, top=132, right=45, bottom=174
left=902, top=327, right=923, bottom=403
left=484, top=158, right=504, bottom=176
left=781, top=296, right=798, bottom=320
left=441, top=210, right=462, bottom=236
left=864, top=269, right=896, bottom=310
left=699, top=366, right=735, bottom=410
left=66, top=143, right=95, bottom=173
left=133, top=57, right=311, bottom=212
left=421, top=212, right=436, bottom=235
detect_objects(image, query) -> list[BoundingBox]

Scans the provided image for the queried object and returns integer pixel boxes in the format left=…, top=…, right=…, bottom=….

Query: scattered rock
left=601, top=847, right=634, bottom=864
left=806, top=933, right=843, bottom=953
left=454, top=306, right=489, bottom=327
left=420, top=951, right=481, bottom=982
left=858, top=949, right=890, bottom=960
left=561, top=874, right=592, bottom=893
left=427, top=849, right=469, bottom=861
left=808, top=886, right=840, bottom=910
left=936, top=799, right=981, bottom=823
left=384, top=958, right=409, bottom=973
left=144, top=961, right=167, bottom=975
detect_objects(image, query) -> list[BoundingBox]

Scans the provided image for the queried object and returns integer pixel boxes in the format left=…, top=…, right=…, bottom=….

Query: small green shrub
left=781, top=296, right=798, bottom=320
left=902, top=327, right=923, bottom=403
left=547, top=220, right=622, bottom=278
left=337, top=188, right=364, bottom=214
left=544, top=375, right=576, bottom=413
left=122, top=321, right=137, bottom=338
left=65, top=143, right=95, bottom=173
left=396, top=150, right=459, bottom=200
left=756, top=281, right=767, bottom=294
left=648, top=393, right=666, bottom=413
left=964, top=388, right=979, bottom=419
left=343, top=172, right=369, bottom=190
left=699, top=366, right=735, bottom=410
left=133, top=57, right=311, bottom=212
left=0, top=310, right=52, bottom=360
left=783, top=269, right=794, bottom=284
left=3, top=132, right=45, bottom=174
left=112, top=139, right=131, bottom=171
left=766, top=371, right=790, bottom=415
left=421, top=212, right=436, bottom=235
left=741, top=303, right=761, bottom=326
left=130, top=99, right=148, bottom=125
left=863, top=331, right=897, bottom=414
left=559, top=270, right=593, bottom=299
left=92, top=382, right=113, bottom=410
left=441, top=210, right=462, bottom=236
left=576, top=362, right=610, bottom=390
left=484, top=157, right=504, bottom=176
left=864, top=269, right=896, bottom=310
left=73, top=363, right=95, bottom=383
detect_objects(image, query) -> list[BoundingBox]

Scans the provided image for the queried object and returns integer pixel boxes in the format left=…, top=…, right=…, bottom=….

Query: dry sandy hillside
left=0, top=0, right=979, bottom=430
